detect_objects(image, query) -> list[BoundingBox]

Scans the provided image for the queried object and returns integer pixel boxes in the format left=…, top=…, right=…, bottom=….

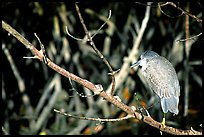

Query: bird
left=131, top=51, right=180, bottom=115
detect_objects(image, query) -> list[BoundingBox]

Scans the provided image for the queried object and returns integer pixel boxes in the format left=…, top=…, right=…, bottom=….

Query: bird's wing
left=144, top=57, right=180, bottom=99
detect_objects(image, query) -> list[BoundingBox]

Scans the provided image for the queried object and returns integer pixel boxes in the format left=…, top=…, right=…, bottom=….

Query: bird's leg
left=160, top=113, right=166, bottom=135
left=162, top=113, right=166, bottom=125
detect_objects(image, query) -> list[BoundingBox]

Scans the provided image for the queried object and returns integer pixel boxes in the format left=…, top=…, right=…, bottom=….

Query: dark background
left=2, top=2, right=202, bottom=135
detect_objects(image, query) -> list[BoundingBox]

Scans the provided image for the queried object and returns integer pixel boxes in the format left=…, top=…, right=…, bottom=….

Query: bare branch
left=65, top=10, right=112, bottom=42
left=158, top=2, right=184, bottom=18
left=91, top=10, right=112, bottom=39
left=67, top=75, right=98, bottom=98
left=176, top=32, right=202, bottom=42
left=2, top=16, right=202, bottom=135
left=159, top=2, right=202, bottom=22
left=54, top=108, right=134, bottom=122
left=66, top=26, right=84, bottom=41
left=34, top=33, right=48, bottom=64
left=106, top=2, right=151, bottom=97
left=74, top=3, right=116, bottom=96
left=2, top=20, right=103, bottom=95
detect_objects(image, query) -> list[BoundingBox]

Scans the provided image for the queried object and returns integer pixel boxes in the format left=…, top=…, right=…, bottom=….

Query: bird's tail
left=161, top=96, right=179, bottom=115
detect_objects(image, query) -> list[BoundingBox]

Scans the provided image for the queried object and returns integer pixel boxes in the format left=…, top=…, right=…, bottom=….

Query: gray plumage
left=131, top=51, right=180, bottom=115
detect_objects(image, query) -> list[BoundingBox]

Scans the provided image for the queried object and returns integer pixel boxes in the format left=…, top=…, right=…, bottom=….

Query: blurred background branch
left=2, top=2, right=202, bottom=135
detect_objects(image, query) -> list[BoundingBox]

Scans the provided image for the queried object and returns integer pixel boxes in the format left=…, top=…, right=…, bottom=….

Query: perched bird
left=131, top=51, right=180, bottom=115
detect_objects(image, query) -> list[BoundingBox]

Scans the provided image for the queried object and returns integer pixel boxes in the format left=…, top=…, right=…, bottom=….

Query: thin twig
left=176, top=32, right=202, bottom=42
left=66, top=26, right=84, bottom=41
left=66, top=10, right=111, bottom=42
left=2, top=20, right=103, bottom=95
left=2, top=18, right=202, bottom=135
left=34, top=33, right=48, bottom=64
left=160, top=2, right=202, bottom=22
left=68, top=75, right=97, bottom=98
left=158, top=2, right=184, bottom=18
left=105, top=2, right=152, bottom=96
left=74, top=3, right=116, bottom=96
left=91, top=10, right=112, bottom=38
left=65, top=10, right=111, bottom=42
left=54, top=108, right=134, bottom=122
left=135, top=2, right=158, bottom=7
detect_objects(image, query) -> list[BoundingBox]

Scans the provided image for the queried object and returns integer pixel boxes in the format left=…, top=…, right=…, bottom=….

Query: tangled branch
left=2, top=5, right=202, bottom=135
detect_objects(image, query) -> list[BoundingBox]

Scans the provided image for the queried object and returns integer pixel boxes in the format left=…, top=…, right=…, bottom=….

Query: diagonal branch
left=2, top=19, right=202, bottom=135
left=54, top=108, right=134, bottom=122
left=2, top=20, right=102, bottom=95
left=74, top=3, right=116, bottom=96
left=159, top=2, right=202, bottom=23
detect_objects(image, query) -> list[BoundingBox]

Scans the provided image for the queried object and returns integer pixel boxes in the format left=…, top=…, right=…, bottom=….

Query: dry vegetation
left=2, top=2, right=202, bottom=135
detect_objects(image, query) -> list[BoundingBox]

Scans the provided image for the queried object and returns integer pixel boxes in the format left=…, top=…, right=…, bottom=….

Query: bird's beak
left=130, top=60, right=141, bottom=68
